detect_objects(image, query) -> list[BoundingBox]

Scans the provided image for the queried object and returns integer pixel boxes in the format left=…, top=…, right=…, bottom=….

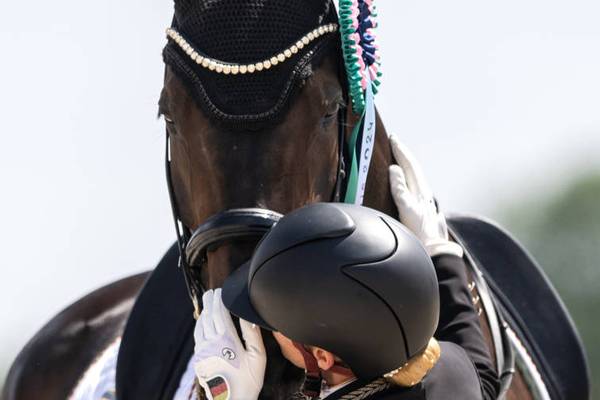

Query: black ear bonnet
left=163, top=0, right=341, bottom=129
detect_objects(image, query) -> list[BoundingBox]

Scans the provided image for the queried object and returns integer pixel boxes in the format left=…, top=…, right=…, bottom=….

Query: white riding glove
left=388, top=135, right=463, bottom=258
left=193, top=289, right=266, bottom=400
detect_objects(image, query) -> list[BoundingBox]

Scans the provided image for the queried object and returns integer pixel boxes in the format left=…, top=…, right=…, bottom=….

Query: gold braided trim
left=166, top=23, right=339, bottom=75
left=383, top=338, right=442, bottom=387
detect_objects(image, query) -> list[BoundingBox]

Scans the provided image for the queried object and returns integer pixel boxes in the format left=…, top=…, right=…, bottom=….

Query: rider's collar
left=319, top=378, right=357, bottom=399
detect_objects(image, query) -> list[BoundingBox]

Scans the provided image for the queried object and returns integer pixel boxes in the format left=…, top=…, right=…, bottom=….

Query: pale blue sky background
left=1, top=0, right=600, bottom=381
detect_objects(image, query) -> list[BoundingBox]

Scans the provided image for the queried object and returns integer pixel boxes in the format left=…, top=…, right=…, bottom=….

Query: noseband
left=183, top=208, right=281, bottom=313
left=164, top=110, right=348, bottom=314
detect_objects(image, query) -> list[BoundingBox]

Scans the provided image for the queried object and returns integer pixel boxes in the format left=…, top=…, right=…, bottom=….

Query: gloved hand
left=194, top=289, right=266, bottom=400
left=388, top=135, right=463, bottom=258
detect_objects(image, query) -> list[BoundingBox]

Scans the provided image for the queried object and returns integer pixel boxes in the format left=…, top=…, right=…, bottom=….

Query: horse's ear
left=172, top=0, right=193, bottom=10
left=171, top=0, right=196, bottom=26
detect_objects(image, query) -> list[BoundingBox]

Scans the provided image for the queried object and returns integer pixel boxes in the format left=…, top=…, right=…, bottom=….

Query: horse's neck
left=361, top=113, right=397, bottom=216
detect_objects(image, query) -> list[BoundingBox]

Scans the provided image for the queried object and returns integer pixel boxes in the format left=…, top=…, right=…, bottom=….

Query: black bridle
left=164, top=110, right=348, bottom=315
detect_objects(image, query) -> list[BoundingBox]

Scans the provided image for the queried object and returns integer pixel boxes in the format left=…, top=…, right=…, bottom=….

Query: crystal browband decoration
left=166, top=23, right=339, bottom=75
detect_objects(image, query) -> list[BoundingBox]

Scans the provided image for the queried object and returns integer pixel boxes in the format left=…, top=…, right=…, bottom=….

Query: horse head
left=160, top=55, right=349, bottom=287
left=159, top=62, right=395, bottom=288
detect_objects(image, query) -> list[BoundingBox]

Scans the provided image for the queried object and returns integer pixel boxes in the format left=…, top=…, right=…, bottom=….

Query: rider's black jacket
left=324, top=341, right=484, bottom=400
left=432, top=254, right=499, bottom=400
left=325, top=254, right=499, bottom=400
left=327, top=255, right=499, bottom=400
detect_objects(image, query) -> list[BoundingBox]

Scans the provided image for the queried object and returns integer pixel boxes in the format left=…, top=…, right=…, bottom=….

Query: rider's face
left=272, top=331, right=306, bottom=369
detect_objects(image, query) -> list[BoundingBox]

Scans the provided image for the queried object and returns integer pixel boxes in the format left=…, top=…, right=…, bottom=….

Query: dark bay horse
left=3, top=14, right=589, bottom=400
left=157, top=57, right=540, bottom=399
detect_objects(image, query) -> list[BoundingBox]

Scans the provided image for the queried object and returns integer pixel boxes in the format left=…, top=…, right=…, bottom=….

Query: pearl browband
left=166, top=23, right=338, bottom=75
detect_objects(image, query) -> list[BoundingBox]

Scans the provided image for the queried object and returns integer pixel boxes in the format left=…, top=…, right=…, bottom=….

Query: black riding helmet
left=222, top=203, right=440, bottom=381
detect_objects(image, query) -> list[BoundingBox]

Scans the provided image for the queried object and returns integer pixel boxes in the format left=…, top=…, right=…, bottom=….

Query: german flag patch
left=206, top=375, right=229, bottom=400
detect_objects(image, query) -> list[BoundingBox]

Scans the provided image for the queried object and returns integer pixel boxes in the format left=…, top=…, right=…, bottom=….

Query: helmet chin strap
left=292, top=342, right=354, bottom=399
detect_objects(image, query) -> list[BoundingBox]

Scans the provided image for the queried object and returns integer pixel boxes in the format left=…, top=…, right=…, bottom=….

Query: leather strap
left=185, top=208, right=282, bottom=266
left=448, top=226, right=516, bottom=399
left=332, top=108, right=347, bottom=202
left=293, top=341, right=323, bottom=399
left=292, top=341, right=355, bottom=399
left=183, top=208, right=281, bottom=313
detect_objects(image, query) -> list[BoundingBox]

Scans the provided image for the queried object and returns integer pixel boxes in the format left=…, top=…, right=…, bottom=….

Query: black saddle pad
left=116, top=243, right=195, bottom=400
left=447, top=215, right=590, bottom=400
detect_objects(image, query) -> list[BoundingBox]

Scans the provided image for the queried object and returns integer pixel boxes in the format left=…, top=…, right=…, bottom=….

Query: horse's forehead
left=162, top=58, right=341, bottom=141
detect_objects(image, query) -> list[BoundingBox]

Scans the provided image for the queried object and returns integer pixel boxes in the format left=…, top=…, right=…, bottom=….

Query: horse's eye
left=323, top=102, right=341, bottom=121
left=164, top=116, right=175, bottom=124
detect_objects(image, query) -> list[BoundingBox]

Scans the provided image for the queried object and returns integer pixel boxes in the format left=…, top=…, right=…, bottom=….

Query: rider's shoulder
left=421, top=341, right=483, bottom=400
left=370, top=341, right=483, bottom=400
